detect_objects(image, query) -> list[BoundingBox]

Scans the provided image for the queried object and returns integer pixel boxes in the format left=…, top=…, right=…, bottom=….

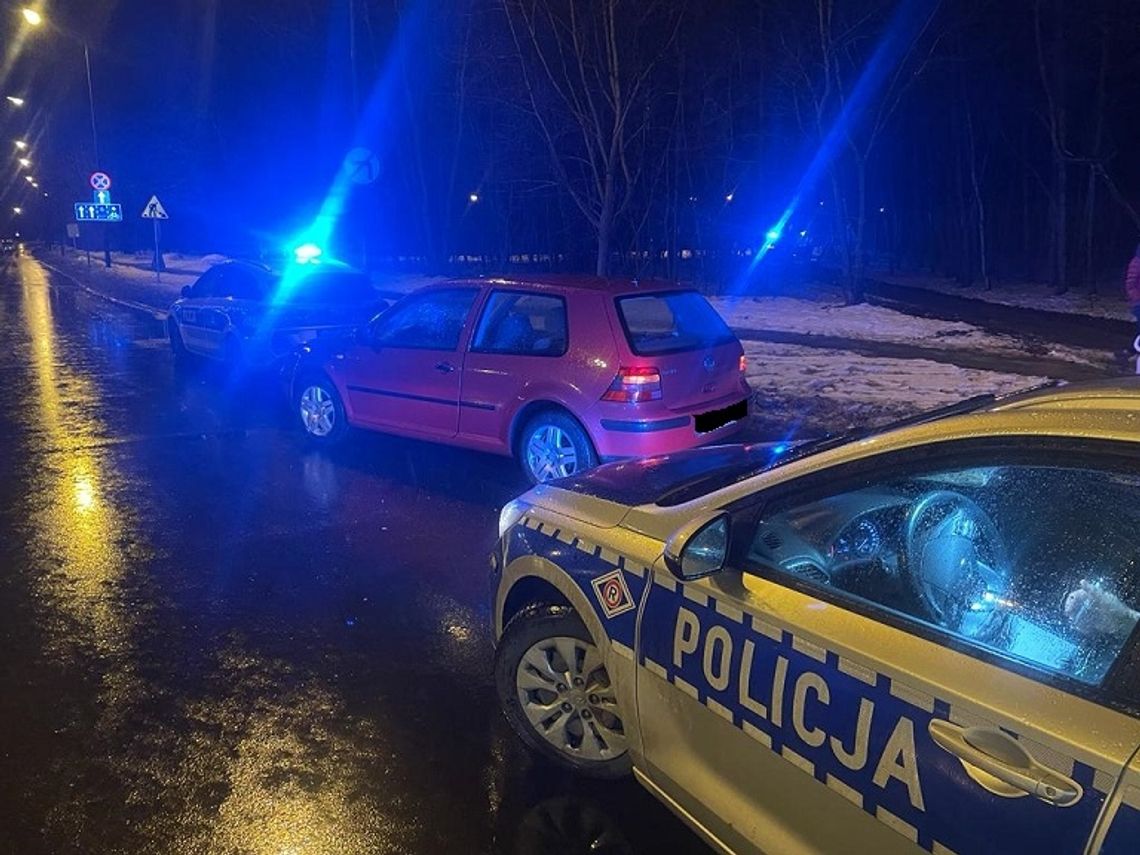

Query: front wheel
left=296, top=375, right=348, bottom=444
left=494, top=605, right=631, bottom=779
left=519, top=411, right=597, bottom=484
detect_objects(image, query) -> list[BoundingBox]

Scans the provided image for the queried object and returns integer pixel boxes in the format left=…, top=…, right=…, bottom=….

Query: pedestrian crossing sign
left=141, top=195, right=169, bottom=219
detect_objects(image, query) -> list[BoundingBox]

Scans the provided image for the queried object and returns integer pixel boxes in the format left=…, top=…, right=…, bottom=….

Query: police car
left=491, top=379, right=1140, bottom=855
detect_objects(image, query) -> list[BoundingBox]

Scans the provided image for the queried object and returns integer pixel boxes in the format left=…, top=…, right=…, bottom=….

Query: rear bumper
left=591, top=398, right=749, bottom=460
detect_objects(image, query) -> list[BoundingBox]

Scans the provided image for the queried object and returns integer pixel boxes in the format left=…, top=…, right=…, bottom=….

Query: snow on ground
left=873, top=272, right=1133, bottom=320
left=710, top=293, right=1108, bottom=369
left=742, top=339, right=1048, bottom=435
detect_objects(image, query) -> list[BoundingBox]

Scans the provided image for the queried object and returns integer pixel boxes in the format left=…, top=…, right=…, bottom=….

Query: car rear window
left=615, top=291, right=735, bottom=355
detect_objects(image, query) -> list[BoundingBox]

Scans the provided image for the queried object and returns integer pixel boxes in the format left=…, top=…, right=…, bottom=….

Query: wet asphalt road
left=0, top=257, right=711, bottom=855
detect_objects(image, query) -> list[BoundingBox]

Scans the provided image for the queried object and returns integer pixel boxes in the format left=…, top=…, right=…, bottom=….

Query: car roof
left=425, top=274, right=691, bottom=296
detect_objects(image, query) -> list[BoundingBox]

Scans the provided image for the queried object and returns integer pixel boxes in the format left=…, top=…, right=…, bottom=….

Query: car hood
left=550, top=443, right=779, bottom=509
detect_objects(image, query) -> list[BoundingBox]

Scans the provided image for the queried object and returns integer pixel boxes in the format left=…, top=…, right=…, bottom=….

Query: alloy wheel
left=525, top=425, right=579, bottom=482
left=300, top=385, right=336, bottom=437
left=515, top=635, right=626, bottom=762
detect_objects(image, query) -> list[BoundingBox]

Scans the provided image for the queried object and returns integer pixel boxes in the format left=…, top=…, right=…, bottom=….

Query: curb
left=35, top=256, right=169, bottom=321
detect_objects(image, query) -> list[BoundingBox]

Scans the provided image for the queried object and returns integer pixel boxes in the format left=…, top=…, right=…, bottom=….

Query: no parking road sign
left=89, top=171, right=111, bottom=191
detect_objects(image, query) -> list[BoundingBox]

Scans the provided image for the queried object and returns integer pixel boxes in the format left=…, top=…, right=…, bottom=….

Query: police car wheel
left=167, top=319, right=188, bottom=358
left=520, top=412, right=597, bottom=484
left=297, top=375, right=348, bottom=444
left=495, top=605, right=631, bottom=778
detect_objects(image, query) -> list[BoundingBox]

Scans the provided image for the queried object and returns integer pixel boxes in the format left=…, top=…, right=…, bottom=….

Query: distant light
left=21, top=8, right=42, bottom=26
left=42, top=192, right=47, bottom=197
left=799, top=230, right=808, bottom=237
left=12, top=207, right=21, bottom=214
left=818, top=200, right=825, bottom=206
left=30, top=182, right=37, bottom=189
left=772, top=443, right=789, bottom=455
left=879, top=206, right=886, bottom=213
left=725, top=192, right=734, bottom=203
left=765, top=229, right=781, bottom=243
left=14, top=140, right=27, bottom=150
left=468, top=192, right=479, bottom=203
left=24, top=175, right=34, bottom=183
left=293, top=242, right=323, bottom=264
left=688, top=195, right=697, bottom=203
left=17, top=157, right=30, bottom=168
left=6, top=96, right=25, bottom=107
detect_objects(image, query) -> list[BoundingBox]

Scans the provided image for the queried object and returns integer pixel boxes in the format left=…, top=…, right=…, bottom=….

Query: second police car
left=491, top=379, right=1140, bottom=855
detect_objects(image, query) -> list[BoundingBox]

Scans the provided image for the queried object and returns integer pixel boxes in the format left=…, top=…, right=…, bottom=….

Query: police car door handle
left=928, top=720, right=1082, bottom=807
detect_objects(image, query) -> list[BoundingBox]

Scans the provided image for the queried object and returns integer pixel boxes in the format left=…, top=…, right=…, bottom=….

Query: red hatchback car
left=287, top=275, right=751, bottom=483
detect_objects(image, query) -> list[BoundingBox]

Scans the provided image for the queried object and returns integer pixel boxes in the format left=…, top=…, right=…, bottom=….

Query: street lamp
left=6, top=96, right=25, bottom=107
left=14, top=140, right=27, bottom=150
left=21, top=11, right=101, bottom=168
left=468, top=192, right=479, bottom=203
left=12, top=207, right=21, bottom=215
left=17, top=157, right=30, bottom=168
left=24, top=174, right=34, bottom=183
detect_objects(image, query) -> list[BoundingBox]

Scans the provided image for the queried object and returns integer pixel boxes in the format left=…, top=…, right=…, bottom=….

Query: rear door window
left=471, top=291, right=568, bottom=356
left=616, top=291, right=735, bottom=355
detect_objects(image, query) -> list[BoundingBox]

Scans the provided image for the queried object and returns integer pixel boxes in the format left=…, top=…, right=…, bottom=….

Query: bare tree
left=501, top=0, right=682, bottom=275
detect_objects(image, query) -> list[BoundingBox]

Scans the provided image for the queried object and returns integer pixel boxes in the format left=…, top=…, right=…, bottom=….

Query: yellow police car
left=491, top=379, right=1140, bottom=855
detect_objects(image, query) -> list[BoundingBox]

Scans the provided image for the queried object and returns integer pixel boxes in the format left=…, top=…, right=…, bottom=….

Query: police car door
left=634, top=440, right=1140, bottom=855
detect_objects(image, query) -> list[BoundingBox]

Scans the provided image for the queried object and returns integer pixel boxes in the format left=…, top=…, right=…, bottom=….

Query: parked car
left=490, top=379, right=1140, bottom=855
left=285, top=275, right=751, bottom=483
left=167, top=260, right=385, bottom=366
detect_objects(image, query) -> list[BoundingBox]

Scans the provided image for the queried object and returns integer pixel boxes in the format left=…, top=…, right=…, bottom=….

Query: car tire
left=296, top=373, right=349, bottom=444
left=495, top=604, right=631, bottom=779
left=168, top=318, right=190, bottom=360
left=519, top=410, right=597, bottom=484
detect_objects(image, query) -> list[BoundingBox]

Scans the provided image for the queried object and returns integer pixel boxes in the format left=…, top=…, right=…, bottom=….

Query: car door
left=177, top=266, right=227, bottom=356
left=339, top=286, right=481, bottom=438
left=459, top=289, right=572, bottom=450
left=635, top=438, right=1140, bottom=855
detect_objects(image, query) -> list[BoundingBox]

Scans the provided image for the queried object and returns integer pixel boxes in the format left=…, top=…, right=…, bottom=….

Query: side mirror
left=663, top=512, right=730, bottom=581
left=180, top=285, right=192, bottom=299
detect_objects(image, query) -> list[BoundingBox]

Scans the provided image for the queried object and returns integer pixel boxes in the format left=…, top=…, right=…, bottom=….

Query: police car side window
left=744, top=461, right=1140, bottom=690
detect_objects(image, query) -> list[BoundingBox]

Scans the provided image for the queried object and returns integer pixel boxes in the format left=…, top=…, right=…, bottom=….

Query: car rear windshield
left=616, top=291, right=735, bottom=355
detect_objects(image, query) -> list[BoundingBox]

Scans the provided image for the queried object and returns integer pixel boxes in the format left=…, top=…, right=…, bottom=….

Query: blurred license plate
left=695, top=399, right=747, bottom=433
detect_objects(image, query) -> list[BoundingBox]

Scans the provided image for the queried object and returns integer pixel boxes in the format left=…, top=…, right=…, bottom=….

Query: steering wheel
left=904, top=491, right=1009, bottom=636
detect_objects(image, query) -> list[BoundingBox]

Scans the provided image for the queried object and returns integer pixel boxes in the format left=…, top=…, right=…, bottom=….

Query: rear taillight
left=739, top=354, right=747, bottom=373
left=602, top=366, right=662, bottom=403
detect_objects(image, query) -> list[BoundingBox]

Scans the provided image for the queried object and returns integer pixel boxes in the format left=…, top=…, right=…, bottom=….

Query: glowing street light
left=24, top=174, right=34, bottom=183
left=725, top=192, right=735, bottom=203
left=14, top=140, right=27, bottom=150
left=12, top=207, right=21, bottom=215
left=468, top=192, right=479, bottom=203
left=17, top=157, right=30, bottom=168
left=6, top=96, right=25, bottom=107
left=21, top=8, right=42, bottom=26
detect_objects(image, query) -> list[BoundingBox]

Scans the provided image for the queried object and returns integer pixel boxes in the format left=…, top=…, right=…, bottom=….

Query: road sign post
left=141, top=195, right=169, bottom=280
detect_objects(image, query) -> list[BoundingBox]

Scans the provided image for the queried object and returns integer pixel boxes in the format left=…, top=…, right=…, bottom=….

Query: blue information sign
left=74, top=202, right=123, bottom=222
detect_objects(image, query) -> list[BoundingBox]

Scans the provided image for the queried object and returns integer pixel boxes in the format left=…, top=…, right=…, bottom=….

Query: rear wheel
left=519, top=411, right=597, bottom=484
left=296, top=375, right=348, bottom=444
left=495, top=605, right=630, bottom=779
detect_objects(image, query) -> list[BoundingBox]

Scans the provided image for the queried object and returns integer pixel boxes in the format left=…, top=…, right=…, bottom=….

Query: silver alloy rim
left=300, top=385, right=336, bottom=437
left=525, top=424, right=579, bottom=482
left=515, top=635, right=626, bottom=762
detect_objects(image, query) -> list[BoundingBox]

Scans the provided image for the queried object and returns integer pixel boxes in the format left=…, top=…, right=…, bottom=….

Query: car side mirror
left=180, top=285, right=192, bottom=299
left=663, top=512, right=730, bottom=581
